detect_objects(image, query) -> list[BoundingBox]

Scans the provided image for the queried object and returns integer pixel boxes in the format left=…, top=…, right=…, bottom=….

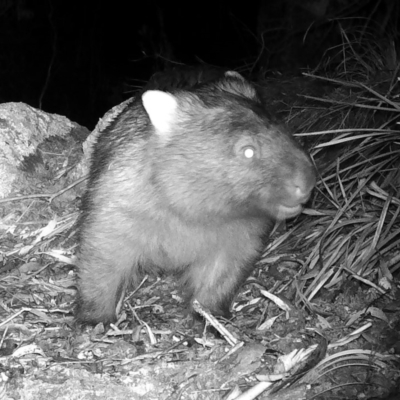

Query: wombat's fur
left=75, top=72, right=316, bottom=324
left=144, top=65, right=227, bottom=91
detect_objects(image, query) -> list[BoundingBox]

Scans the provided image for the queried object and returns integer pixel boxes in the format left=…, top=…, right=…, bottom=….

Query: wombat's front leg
left=182, top=241, right=262, bottom=317
left=75, top=215, right=139, bottom=324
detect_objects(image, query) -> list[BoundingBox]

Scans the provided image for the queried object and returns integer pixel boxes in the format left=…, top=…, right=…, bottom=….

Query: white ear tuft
left=142, top=90, right=178, bottom=133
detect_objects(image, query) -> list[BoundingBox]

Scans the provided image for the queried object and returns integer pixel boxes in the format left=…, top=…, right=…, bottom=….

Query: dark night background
left=0, top=0, right=399, bottom=129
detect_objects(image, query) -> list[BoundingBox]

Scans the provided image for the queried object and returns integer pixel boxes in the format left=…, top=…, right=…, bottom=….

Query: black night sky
left=0, top=0, right=398, bottom=129
left=0, top=1, right=261, bottom=129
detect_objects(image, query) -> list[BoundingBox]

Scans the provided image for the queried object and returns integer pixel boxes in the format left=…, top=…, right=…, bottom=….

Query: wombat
left=75, top=71, right=316, bottom=325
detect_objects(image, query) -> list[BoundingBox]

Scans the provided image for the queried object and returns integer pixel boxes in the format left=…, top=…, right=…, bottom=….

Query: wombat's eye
left=234, top=137, right=259, bottom=160
left=243, top=146, right=255, bottom=159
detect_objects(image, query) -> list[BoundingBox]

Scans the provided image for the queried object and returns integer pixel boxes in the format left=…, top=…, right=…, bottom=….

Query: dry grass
left=251, top=26, right=400, bottom=398
left=287, top=75, right=400, bottom=305
left=257, top=25, right=400, bottom=316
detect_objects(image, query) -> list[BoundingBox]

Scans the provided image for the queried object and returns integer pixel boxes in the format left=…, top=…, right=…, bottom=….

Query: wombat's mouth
left=276, top=204, right=304, bottom=220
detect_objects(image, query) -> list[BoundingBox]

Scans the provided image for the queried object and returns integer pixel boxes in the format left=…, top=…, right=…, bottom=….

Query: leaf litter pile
left=1, top=40, right=400, bottom=400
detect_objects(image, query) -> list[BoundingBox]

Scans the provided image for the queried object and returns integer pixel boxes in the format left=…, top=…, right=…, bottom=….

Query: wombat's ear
left=142, top=90, right=178, bottom=133
left=224, top=71, right=245, bottom=80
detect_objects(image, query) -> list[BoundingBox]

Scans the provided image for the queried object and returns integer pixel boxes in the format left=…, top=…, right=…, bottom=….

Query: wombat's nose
left=287, top=168, right=316, bottom=205
left=293, top=184, right=312, bottom=203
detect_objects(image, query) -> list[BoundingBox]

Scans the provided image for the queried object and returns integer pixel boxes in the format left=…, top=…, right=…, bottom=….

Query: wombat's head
left=141, top=77, right=316, bottom=222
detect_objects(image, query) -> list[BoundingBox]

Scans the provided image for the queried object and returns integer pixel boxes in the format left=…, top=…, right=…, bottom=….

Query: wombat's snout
left=285, top=165, right=316, bottom=207
left=293, top=169, right=316, bottom=202
left=275, top=166, right=315, bottom=220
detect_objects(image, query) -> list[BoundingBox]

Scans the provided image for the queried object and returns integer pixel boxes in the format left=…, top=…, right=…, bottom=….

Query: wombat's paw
left=75, top=300, right=117, bottom=326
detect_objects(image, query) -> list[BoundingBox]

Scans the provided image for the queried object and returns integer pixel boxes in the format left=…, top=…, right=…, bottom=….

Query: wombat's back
left=144, top=65, right=227, bottom=91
